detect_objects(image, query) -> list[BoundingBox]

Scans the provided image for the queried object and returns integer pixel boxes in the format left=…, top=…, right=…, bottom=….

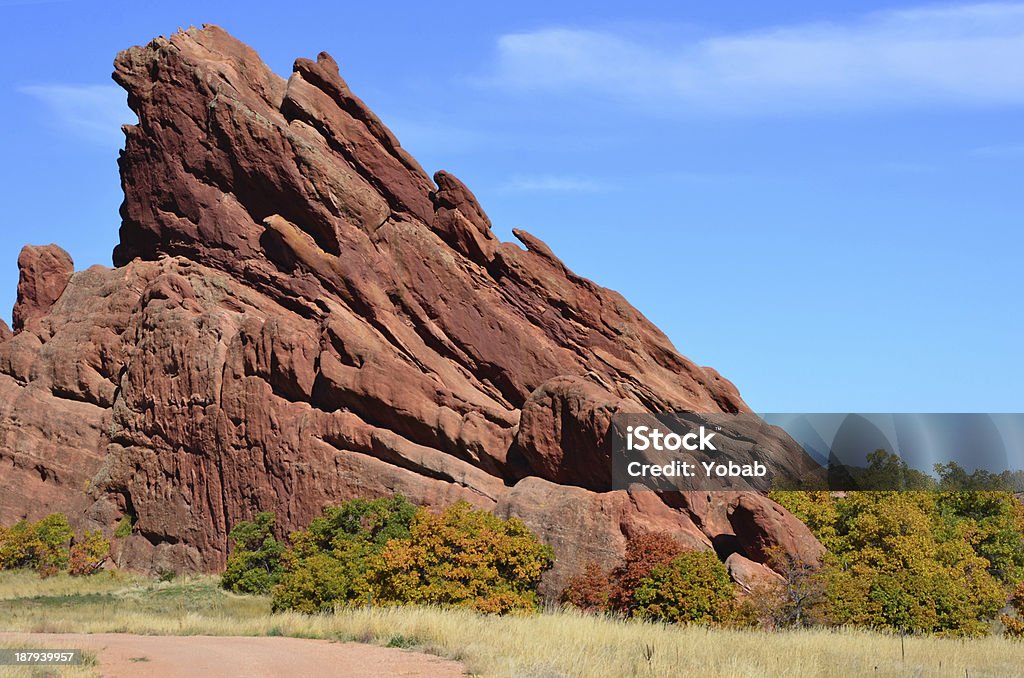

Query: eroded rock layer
left=0, top=25, right=821, bottom=591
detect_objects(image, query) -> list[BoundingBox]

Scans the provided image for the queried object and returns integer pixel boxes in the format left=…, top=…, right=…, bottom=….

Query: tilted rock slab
left=0, top=25, right=821, bottom=592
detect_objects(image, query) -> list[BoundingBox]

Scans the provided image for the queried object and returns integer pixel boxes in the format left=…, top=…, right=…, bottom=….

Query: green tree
left=290, top=496, right=417, bottom=559
left=272, top=496, right=418, bottom=613
left=271, top=552, right=354, bottom=614
left=0, top=515, right=73, bottom=575
left=222, top=512, right=285, bottom=595
left=632, top=551, right=735, bottom=625
left=769, top=491, right=840, bottom=552
left=935, top=462, right=1010, bottom=491
left=824, top=492, right=1005, bottom=635
left=933, top=464, right=1024, bottom=586
left=855, top=449, right=935, bottom=491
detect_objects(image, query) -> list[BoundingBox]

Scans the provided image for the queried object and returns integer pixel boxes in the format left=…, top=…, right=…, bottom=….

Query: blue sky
left=0, top=1, right=1021, bottom=412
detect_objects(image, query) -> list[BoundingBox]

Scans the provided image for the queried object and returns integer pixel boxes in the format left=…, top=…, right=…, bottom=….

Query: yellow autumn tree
left=367, top=502, right=554, bottom=614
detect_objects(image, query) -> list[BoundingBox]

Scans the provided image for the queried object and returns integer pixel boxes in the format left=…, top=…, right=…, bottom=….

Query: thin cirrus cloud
left=18, top=84, right=134, bottom=145
left=970, top=143, right=1024, bottom=155
left=487, top=3, right=1024, bottom=115
left=497, top=175, right=613, bottom=193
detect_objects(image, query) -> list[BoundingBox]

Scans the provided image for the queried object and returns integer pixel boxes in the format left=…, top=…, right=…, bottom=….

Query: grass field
left=0, top=571, right=1021, bottom=677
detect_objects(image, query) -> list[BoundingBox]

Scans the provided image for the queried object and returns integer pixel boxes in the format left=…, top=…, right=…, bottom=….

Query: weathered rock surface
left=728, top=494, right=826, bottom=569
left=12, top=245, right=74, bottom=334
left=0, top=25, right=821, bottom=591
left=725, top=552, right=785, bottom=593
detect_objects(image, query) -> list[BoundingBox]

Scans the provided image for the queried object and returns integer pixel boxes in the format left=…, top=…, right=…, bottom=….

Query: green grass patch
left=385, top=634, right=418, bottom=649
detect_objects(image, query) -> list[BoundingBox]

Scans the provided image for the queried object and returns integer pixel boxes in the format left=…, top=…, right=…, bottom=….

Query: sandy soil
left=0, top=633, right=466, bottom=677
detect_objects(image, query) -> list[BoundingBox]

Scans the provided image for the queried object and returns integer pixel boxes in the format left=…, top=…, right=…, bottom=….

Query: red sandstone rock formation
left=725, top=552, right=785, bottom=593
left=728, top=494, right=826, bottom=567
left=0, top=25, right=822, bottom=591
left=12, top=245, right=74, bottom=334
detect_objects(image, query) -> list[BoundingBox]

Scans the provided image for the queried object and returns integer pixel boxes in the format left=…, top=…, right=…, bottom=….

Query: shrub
left=1002, top=582, right=1024, bottom=638
left=114, top=516, right=133, bottom=539
left=253, top=496, right=554, bottom=615
left=561, top=562, right=612, bottom=613
left=0, top=521, right=36, bottom=570
left=222, top=512, right=285, bottom=595
left=794, top=492, right=1007, bottom=636
left=386, top=635, right=417, bottom=649
left=292, top=495, right=416, bottom=554
left=769, top=491, right=840, bottom=552
left=934, top=488, right=1024, bottom=586
left=632, top=550, right=736, bottom=625
left=776, top=484, right=1024, bottom=636
left=0, top=514, right=73, bottom=575
left=272, top=552, right=356, bottom=614
left=748, top=546, right=828, bottom=629
left=272, top=495, right=418, bottom=612
left=68, top=530, right=110, bottom=576
left=367, top=502, right=554, bottom=614
left=768, top=548, right=826, bottom=627
left=608, top=532, right=686, bottom=613
left=156, top=567, right=177, bottom=582
left=31, top=514, right=74, bottom=576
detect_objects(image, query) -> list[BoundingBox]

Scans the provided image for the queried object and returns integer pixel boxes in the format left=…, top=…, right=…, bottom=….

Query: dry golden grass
left=0, top=572, right=1021, bottom=677
left=0, top=571, right=141, bottom=601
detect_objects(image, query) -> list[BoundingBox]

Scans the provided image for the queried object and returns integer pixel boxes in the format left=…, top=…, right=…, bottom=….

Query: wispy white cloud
left=498, top=174, right=613, bottom=193
left=18, top=84, right=133, bottom=145
left=487, top=3, right=1024, bottom=115
left=970, top=142, right=1024, bottom=156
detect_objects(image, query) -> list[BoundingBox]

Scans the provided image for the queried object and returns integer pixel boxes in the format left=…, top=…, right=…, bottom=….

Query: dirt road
left=0, top=633, right=466, bottom=677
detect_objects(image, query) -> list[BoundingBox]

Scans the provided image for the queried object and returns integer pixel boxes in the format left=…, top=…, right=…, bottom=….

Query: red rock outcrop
left=725, top=552, right=785, bottom=593
left=0, top=25, right=821, bottom=591
left=12, top=244, right=74, bottom=334
left=728, top=494, right=826, bottom=569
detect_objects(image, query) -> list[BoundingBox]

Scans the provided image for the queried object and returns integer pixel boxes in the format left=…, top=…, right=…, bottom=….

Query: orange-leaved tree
left=68, top=530, right=111, bottom=576
left=368, top=501, right=554, bottom=614
left=608, top=532, right=686, bottom=613
left=561, top=562, right=612, bottom=613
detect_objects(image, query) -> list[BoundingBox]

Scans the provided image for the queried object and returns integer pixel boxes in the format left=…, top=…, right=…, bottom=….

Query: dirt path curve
left=0, top=633, right=466, bottom=677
